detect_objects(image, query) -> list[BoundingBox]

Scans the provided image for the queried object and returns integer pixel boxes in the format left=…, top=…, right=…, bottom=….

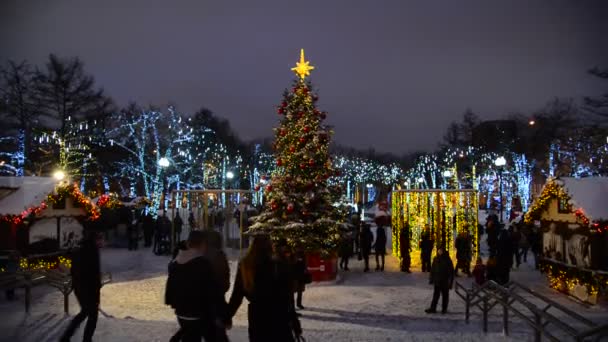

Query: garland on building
left=96, top=193, right=123, bottom=209
left=46, top=184, right=100, bottom=220
left=540, top=259, right=608, bottom=297
left=524, top=179, right=570, bottom=224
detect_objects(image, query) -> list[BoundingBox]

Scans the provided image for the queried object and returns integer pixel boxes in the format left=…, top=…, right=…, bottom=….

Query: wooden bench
left=39, top=270, right=112, bottom=314
left=0, top=271, right=47, bottom=313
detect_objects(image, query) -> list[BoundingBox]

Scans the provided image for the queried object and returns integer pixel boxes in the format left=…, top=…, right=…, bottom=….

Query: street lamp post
left=442, top=170, right=452, bottom=189
left=494, top=156, right=506, bottom=223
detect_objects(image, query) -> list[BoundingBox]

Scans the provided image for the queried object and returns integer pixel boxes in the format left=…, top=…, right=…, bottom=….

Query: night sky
left=1, top=0, right=607, bottom=153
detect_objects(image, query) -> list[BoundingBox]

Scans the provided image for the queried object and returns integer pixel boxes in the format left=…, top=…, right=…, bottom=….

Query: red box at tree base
left=306, top=252, right=337, bottom=282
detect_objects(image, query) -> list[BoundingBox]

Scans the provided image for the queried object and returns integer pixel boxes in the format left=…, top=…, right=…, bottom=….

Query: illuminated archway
left=392, top=189, right=479, bottom=268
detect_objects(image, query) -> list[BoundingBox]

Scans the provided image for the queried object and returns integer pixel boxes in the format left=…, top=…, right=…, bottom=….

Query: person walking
left=425, top=246, right=454, bottom=314
left=143, top=212, right=154, bottom=248
left=205, top=231, right=230, bottom=342
left=173, top=212, right=184, bottom=245
left=293, top=246, right=308, bottom=310
left=528, top=226, right=541, bottom=270
left=420, top=226, right=434, bottom=272
left=496, top=228, right=514, bottom=285
left=399, top=224, right=411, bottom=273
left=60, top=232, right=101, bottom=342
left=338, top=230, right=353, bottom=271
left=454, top=231, right=472, bottom=276
left=165, top=231, right=223, bottom=342
left=374, top=225, right=387, bottom=271
left=227, top=235, right=302, bottom=342
left=359, top=223, right=373, bottom=272
left=510, top=226, right=522, bottom=268
left=472, top=257, right=486, bottom=286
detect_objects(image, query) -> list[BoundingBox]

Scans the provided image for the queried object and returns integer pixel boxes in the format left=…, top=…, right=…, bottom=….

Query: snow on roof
left=0, top=177, right=57, bottom=216
left=558, top=177, right=608, bottom=221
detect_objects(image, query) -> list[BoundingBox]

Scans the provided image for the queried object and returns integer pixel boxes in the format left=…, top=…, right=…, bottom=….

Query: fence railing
left=454, top=280, right=607, bottom=342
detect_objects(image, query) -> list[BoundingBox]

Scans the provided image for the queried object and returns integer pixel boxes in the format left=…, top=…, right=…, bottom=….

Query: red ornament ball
left=280, top=129, right=287, bottom=136
left=299, top=137, right=306, bottom=143
left=266, top=185, right=273, bottom=192
left=303, top=126, right=310, bottom=133
left=289, top=146, right=296, bottom=153
left=287, top=203, right=294, bottom=212
left=298, top=111, right=304, bottom=117
left=308, top=159, right=315, bottom=166
left=300, top=163, right=306, bottom=169
left=277, top=108, right=284, bottom=115
left=277, top=159, right=283, bottom=166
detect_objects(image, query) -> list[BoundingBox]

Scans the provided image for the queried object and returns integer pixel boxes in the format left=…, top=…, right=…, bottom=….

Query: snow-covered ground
left=1, top=243, right=606, bottom=342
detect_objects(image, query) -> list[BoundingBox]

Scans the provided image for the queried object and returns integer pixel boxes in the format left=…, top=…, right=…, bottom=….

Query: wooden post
left=534, top=313, right=542, bottom=342
left=483, top=297, right=488, bottom=333
left=64, top=291, right=69, bottom=315
left=465, top=292, right=470, bottom=323
left=502, top=293, right=509, bottom=336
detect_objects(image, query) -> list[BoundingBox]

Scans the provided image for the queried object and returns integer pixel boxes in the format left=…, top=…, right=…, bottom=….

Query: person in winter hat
left=425, top=246, right=454, bottom=314
left=60, top=231, right=101, bottom=342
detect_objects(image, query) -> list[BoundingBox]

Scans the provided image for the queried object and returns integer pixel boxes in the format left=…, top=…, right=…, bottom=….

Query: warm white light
left=260, top=178, right=268, bottom=184
left=443, top=170, right=452, bottom=178
left=158, top=157, right=170, bottom=168
left=366, top=183, right=373, bottom=188
left=529, top=120, right=535, bottom=126
left=417, top=177, right=425, bottom=183
left=494, top=156, right=506, bottom=167
left=226, top=171, right=235, bottom=180
left=53, top=170, right=65, bottom=181
left=403, top=181, right=409, bottom=186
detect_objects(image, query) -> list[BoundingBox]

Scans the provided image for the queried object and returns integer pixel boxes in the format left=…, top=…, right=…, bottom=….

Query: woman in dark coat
left=374, top=225, right=387, bottom=271
left=293, top=247, right=307, bottom=309
left=359, top=224, right=373, bottom=272
left=339, top=230, right=353, bottom=271
left=227, top=235, right=301, bottom=342
left=399, top=225, right=411, bottom=273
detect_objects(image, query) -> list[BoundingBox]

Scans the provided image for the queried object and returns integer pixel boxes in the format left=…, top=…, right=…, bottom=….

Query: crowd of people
left=165, top=231, right=307, bottom=342
left=57, top=205, right=544, bottom=341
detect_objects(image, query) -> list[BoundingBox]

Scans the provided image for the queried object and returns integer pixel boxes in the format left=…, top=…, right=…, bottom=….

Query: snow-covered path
left=0, top=246, right=606, bottom=341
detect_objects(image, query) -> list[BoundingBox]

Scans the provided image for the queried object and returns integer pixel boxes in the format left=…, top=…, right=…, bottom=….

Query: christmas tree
left=249, top=49, right=342, bottom=254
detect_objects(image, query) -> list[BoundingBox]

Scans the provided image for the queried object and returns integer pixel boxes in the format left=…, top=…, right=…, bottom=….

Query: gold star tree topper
left=291, top=49, right=315, bottom=79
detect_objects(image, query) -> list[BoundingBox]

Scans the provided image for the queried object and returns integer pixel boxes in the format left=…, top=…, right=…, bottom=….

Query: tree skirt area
left=1, top=247, right=607, bottom=342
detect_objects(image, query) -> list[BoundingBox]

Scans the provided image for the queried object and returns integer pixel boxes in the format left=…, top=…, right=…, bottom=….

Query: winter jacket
left=360, top=225, right=373, bottom=254
left=207, top=248, right=231, bottom=294
left=228, top=258, right=299, bottom=342
left=293, top=252, right=307, bottom=292
left=338, top=233, right=353, bottom=258
left=399, top=227, right=410, bottom=256
left=165, top=249, right=222, bottom=320
left=455, top=234, right=472, bottom=261
left=420, top=233, right=434, bottom=257
left=472, top=263, right=486, bottom=285
left=71, top=238, right=101, bottom=304
left=374, top=226, right=387, bottom=253
left=173, top=215, right=183, bottom=233
left=429, top=253, right=454, bottom=287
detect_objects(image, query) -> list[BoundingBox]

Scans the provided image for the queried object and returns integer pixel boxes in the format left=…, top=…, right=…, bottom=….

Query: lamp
left=53, top=170, right=66, bottom=181
left=494, top=156, right=506, bottom=223
left=226, top=171, right=235, bottom=180
left=158, top=157, right=170, bottom=168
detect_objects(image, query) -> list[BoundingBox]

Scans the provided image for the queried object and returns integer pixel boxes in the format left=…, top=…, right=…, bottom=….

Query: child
left=472, top=257, right=486, bottom=286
